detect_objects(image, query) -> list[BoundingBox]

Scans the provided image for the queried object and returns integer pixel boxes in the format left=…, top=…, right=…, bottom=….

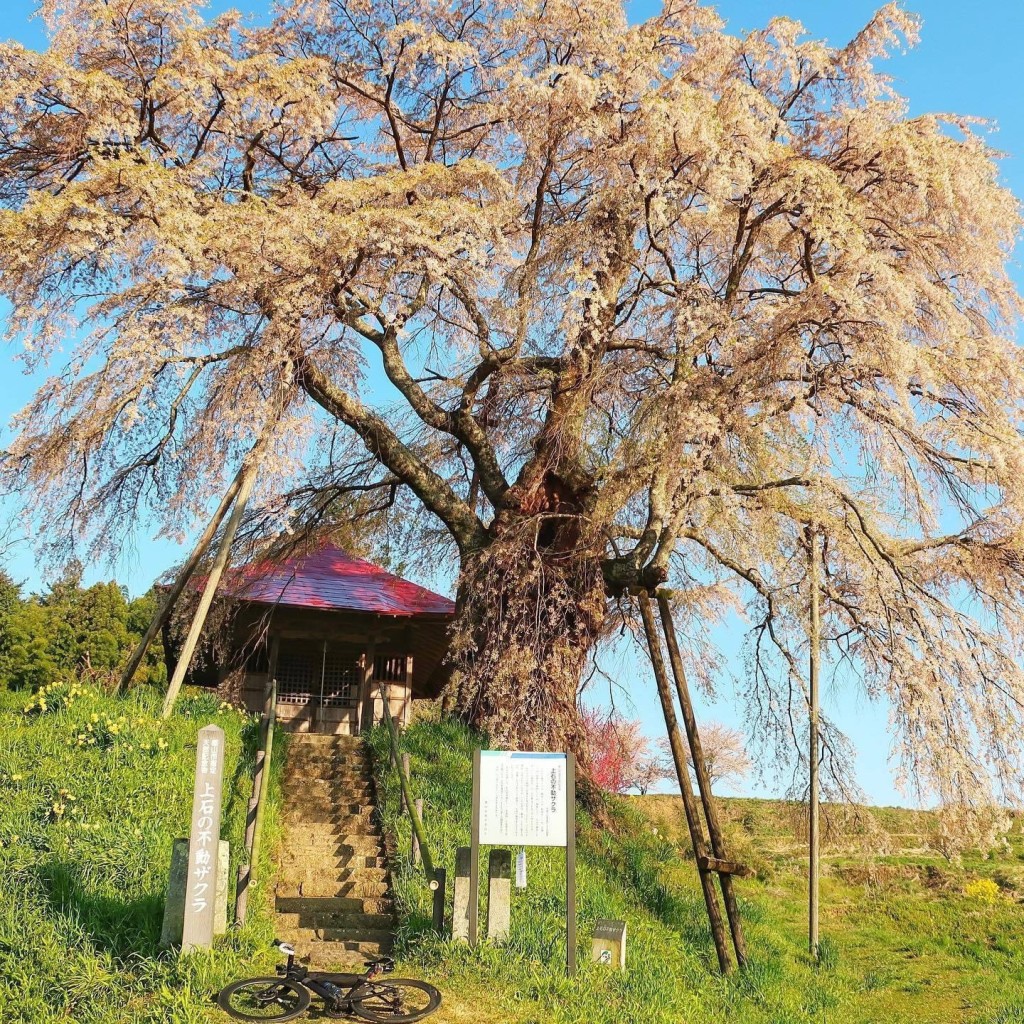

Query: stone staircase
left=274, top=734, right=394, bottom=968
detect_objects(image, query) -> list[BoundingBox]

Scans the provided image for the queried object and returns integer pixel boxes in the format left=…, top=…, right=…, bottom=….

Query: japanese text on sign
left=182, top=724, right=224, bottom=951
left=478, top=751, right=566, bottom=847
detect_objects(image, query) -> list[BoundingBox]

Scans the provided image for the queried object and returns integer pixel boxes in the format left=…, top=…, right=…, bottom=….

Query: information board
left=469, top=748, right=577, bottom=973
left=478, top=751, right=567, bottom=847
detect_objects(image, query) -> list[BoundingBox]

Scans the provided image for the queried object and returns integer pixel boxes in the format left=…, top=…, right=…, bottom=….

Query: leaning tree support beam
left=117, top=461, right=251, bottom=694
left=160, top=456, right=260, bottom=719
left=808, top=523, right=822, bottom=960
left=638, top=593, right=733, bottom=975
left=657, top=592, right=748, bottom=968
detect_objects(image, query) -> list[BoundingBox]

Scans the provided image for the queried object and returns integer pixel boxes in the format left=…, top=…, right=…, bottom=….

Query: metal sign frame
left=468, top=748, right=576, bottom=974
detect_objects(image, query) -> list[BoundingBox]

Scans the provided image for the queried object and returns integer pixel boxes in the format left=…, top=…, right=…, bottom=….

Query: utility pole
left=808, top=522, right=821, bottom=959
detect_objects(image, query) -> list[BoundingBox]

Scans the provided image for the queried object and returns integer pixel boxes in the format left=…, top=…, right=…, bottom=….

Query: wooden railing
left=234, top=677, right=277, bottom=927
left=376, top=683, right=446, bottom=932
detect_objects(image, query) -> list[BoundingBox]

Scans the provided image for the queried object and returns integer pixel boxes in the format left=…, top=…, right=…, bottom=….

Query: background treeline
left=0, top=564, right=164, bottom=690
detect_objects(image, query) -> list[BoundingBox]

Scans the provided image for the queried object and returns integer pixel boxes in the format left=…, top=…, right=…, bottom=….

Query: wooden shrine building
left=176, top=544, right=455, bottom=734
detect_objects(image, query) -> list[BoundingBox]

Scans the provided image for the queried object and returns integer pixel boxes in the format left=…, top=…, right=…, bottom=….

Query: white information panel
left=478, top=750, right=567, bottom=847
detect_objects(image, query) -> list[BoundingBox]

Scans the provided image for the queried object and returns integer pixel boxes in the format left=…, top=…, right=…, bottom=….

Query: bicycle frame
left=277, top=948, right=389, bottom=1013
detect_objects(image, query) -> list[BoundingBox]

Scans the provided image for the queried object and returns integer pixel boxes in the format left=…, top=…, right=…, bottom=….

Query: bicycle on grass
left=217, top=941, right=442, bottom=1022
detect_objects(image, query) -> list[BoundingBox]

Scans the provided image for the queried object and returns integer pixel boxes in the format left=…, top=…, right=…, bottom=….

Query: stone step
left=276, top=895, right=393, bottom=916
left=276, top=910, right=395, bottom=932
left=290, top=735, right=363, bottom=746
left=283, top=777, right=374, bottom=790
left=283, top=811, right=378, bottom=829
left=284, top=800, right=376, bottom=815
left=285, top=756, right=370, bottom=770
left=283, top=826, right=384, bottom=844
left=278, top=854, right=389, bottom=875
left=280, top=926, right=394, bottom=947
left=297, top=943, right=389, bottom=969
left=275, top=873, right=390, bottom=899
left=279, top=834, right=382, bottom=848
left=283, top=775, right=374, bottom=788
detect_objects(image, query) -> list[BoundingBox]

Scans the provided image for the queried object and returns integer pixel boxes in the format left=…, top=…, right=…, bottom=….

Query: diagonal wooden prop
left=657, top=591, right=747, bottom=968
left=117, top=461, right=250, bottom=694
left=639, top=590, right=749, bottom=973
left=638, top=592, right=733, bottom=974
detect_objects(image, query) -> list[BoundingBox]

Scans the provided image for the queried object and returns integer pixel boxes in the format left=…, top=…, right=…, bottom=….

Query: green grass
left=5, top=693, right=1024, bottom=1024
left=367, top=716, right=1024, bottom=1024
left=0, top=682, right=285, bottom=1023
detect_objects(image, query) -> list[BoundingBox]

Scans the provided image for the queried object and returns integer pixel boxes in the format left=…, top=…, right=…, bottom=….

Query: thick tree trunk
left=443, top=473, right=607, bottom=762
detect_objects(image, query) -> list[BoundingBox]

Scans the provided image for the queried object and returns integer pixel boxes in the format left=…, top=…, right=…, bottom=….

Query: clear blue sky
left=2, top=1, right=1021, bottom=806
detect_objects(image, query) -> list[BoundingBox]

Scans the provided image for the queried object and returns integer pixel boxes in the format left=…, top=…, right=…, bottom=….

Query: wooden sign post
left=182, top=724, right=225, bottom=952
left=469, top=749, right=576, bottom=974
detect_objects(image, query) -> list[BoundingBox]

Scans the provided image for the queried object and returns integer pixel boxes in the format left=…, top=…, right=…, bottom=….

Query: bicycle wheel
left=217, top=977, right=311, bottom=1021
left=351, top=979, right=441, bottom=1023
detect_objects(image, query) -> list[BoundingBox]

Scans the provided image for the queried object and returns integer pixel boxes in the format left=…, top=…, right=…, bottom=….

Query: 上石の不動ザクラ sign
left=478, top=751, right=568, bottom=846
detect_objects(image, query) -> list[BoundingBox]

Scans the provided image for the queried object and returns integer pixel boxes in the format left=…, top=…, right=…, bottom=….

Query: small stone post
left=453, top=846, right=472, bottom=942
left=486, top=849, right=512, bottom=942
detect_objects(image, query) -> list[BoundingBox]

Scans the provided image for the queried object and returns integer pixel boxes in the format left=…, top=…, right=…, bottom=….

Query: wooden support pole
left=808, top=523, right=821, bottom=959
left=401, top=753, right=410, bottom=813
left=469, top=749, right=481, bottom=947
left=412, top=798, right=423, bottom=867
left=161, top=458, right=259, bottom=719
left=639, top=593, right=732, bottom=974
left=248, top=677, right=277, bottom=888
left=378, top=683, right=434, bottom=878
left=432, top=867, right=447, bottom=934
left=657, top=593, right=747, bottom=968
left=359, top=637, right=376, bottom=735
left=118, top=461, right=249, bottom=693
left=233, top=643, right=278, bottom=928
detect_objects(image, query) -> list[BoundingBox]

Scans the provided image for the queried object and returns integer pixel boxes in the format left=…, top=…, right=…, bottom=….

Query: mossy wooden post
left=431, top=867, right=447, bottom=934
left=808, top=523, right=821, bottom=959
left=639, top=592, right=732, bottom=974
left=117, top=460, right=249, bottom=693
left=235, top=662, right=278, bottom=927
left=657, top=592, right=747, bottom=968
left=248, top=676, right=277, bottom=891
left=412, top=799, right=423, bottom=867
left=378, top=682, right=434, bottom=878
left=161, top=457, right=259, bottom=719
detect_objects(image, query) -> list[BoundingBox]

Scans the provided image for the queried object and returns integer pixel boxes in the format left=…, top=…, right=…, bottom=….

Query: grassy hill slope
left=368, top=716, right=1024, bottom=1024
left=0, top=684, right=284, bottom=1024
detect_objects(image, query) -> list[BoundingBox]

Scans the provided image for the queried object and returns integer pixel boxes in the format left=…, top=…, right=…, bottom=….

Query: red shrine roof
left=221, top=544, right=455, bottom=618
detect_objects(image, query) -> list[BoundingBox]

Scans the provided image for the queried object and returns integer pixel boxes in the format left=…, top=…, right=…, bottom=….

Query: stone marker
left=453, top=846, right=472, bottom=942
left=182, top=724, right=225, bottom=952
left=591, top=919, right=627, bottom=970
left=161, top=839, right=230, bottom=947
left=486, top=849, right=512, bottom=942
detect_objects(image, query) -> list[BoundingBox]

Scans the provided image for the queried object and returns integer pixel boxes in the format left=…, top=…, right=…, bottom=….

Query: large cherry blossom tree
left=2, top=0, right=1023, bottom=812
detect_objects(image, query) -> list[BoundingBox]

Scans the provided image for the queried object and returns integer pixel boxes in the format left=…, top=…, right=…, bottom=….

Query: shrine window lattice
left=275, top=643, right=409, bottom=706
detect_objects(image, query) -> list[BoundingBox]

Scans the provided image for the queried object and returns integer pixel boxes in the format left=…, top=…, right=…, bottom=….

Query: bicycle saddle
left=277, top=941, right=296, bottom=956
